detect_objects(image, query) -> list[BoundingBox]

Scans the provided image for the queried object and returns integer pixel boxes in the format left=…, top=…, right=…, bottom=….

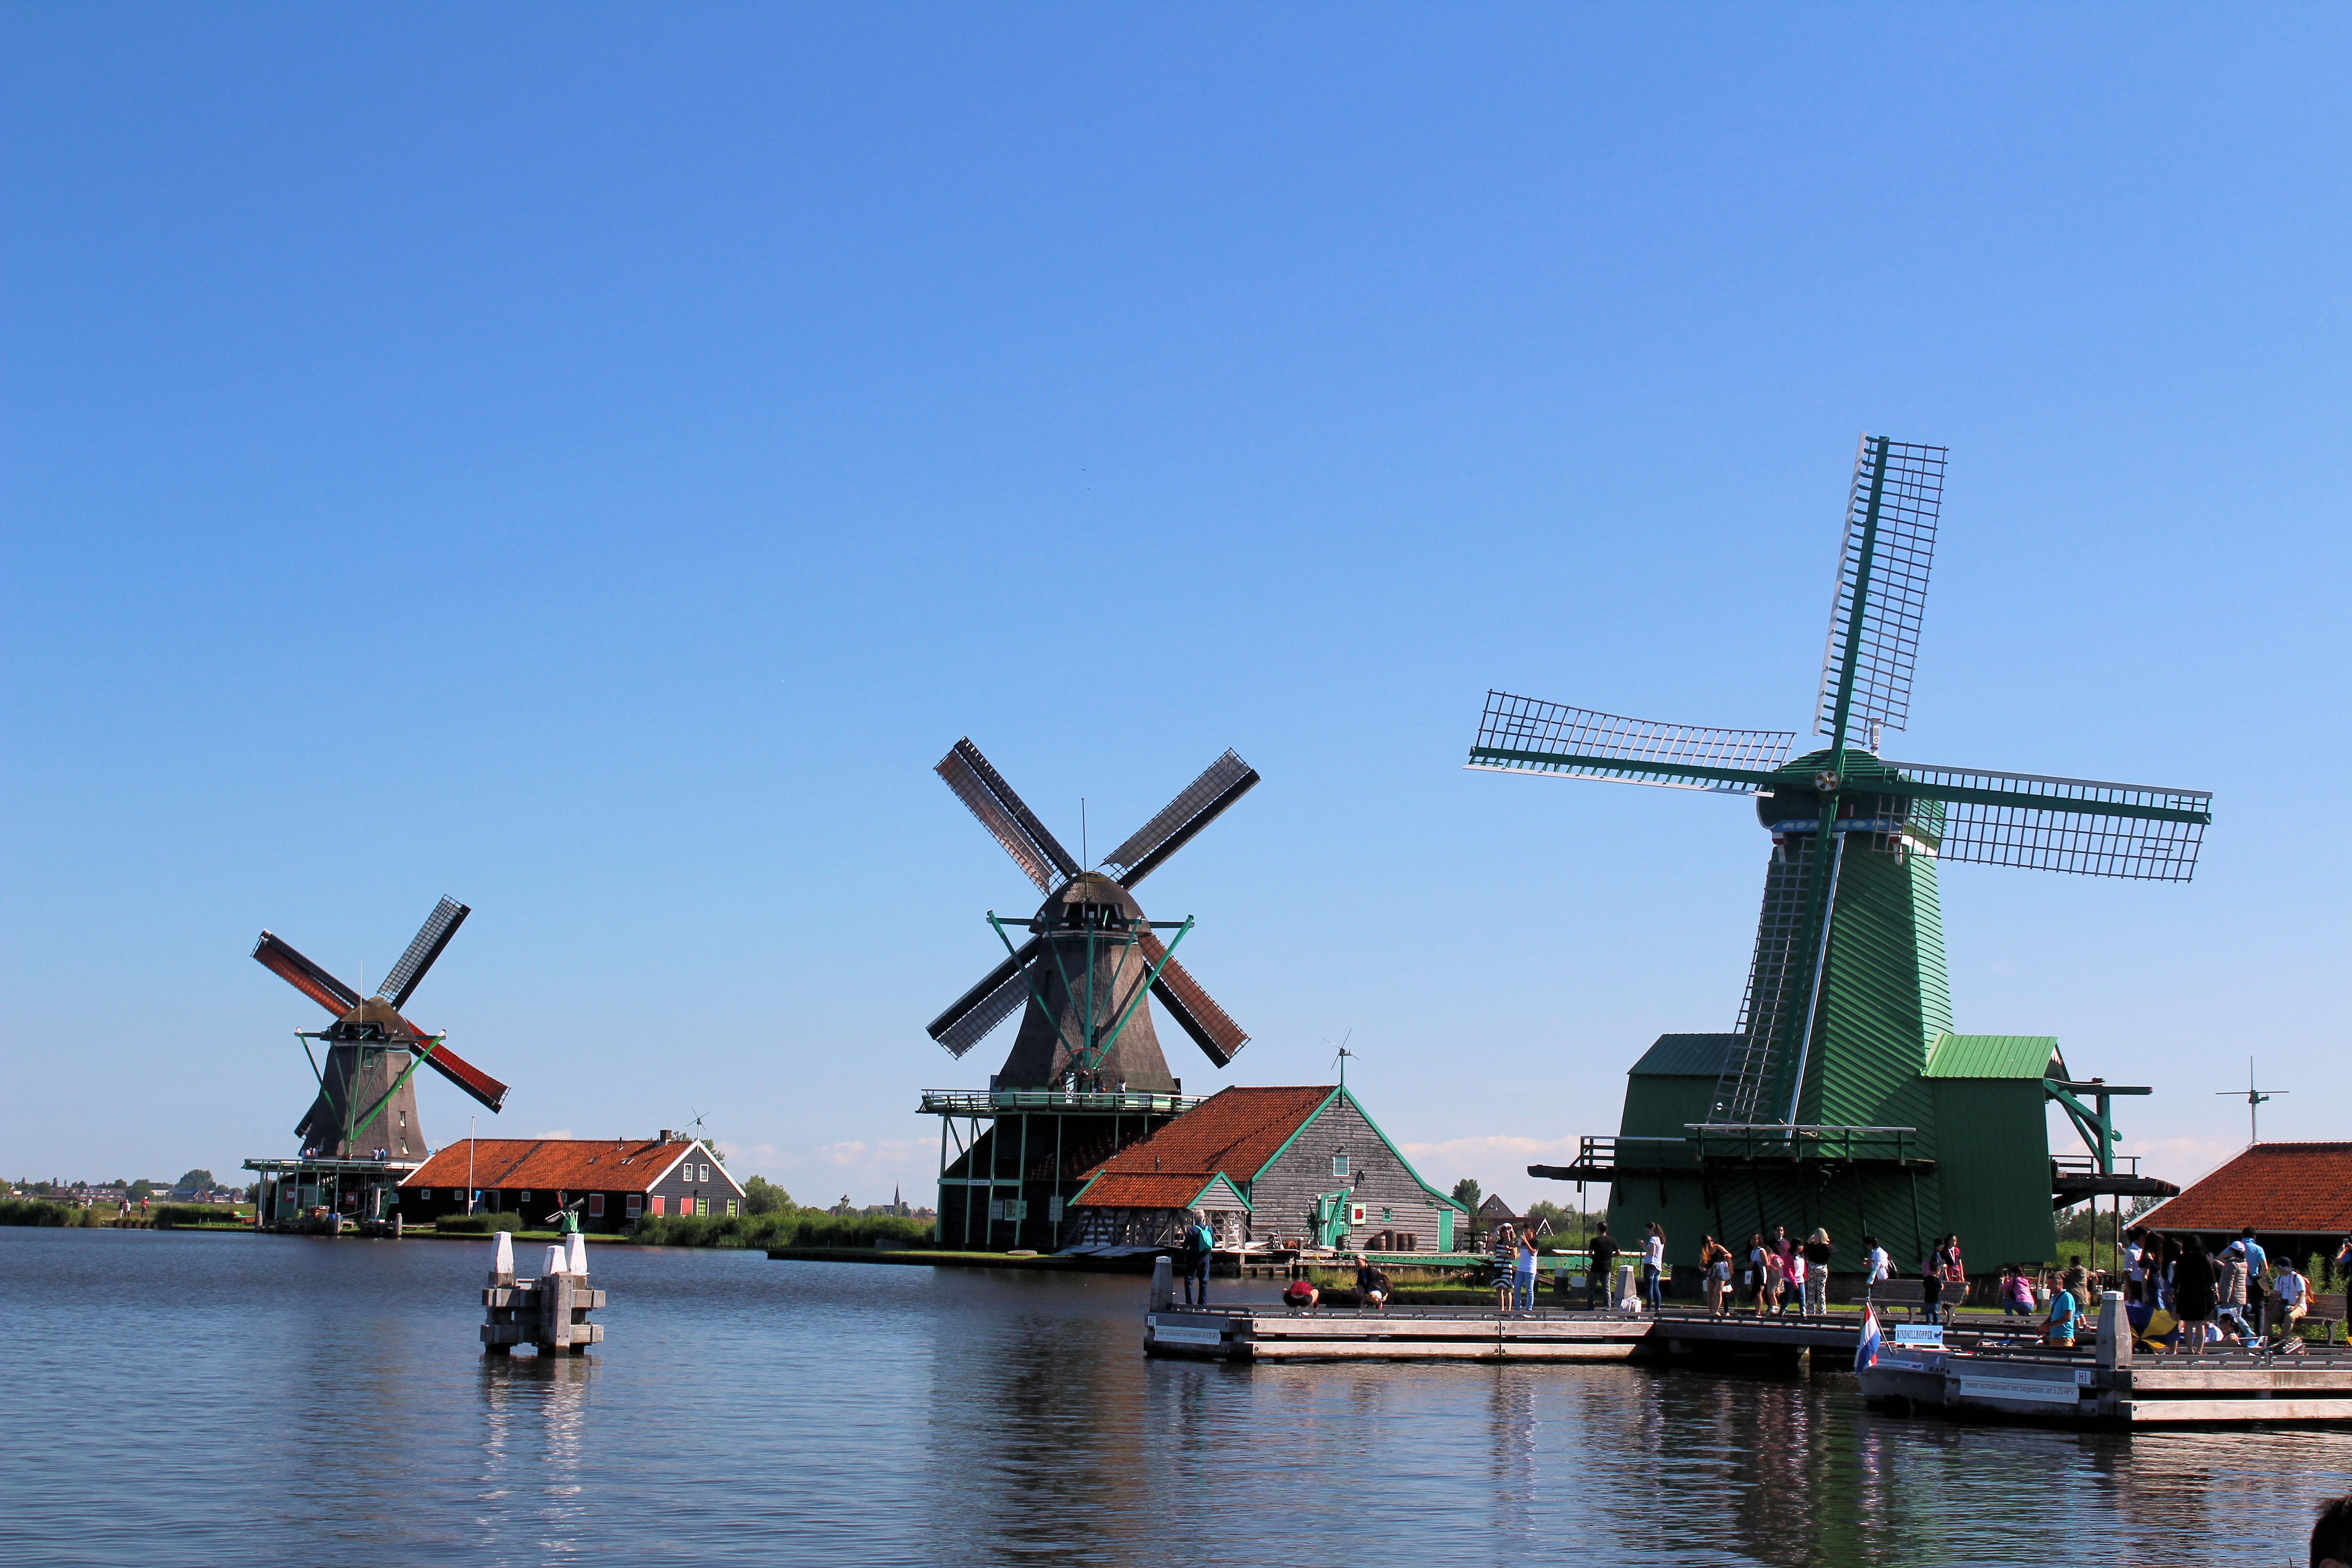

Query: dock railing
left=1685, top=1124, right=1925, bottom=1165
left=918, top=1088, right=1202, bottom=1116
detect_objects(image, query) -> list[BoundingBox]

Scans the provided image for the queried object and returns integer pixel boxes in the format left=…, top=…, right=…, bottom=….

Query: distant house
left=1065, top=1084, right=1468, bottom=1254
left=2140, top=1142, right=2352, bottom=1261
left=1472, top=1193, right=1552, bottom=1240
left=399, top=1131, right=746, bottom=1231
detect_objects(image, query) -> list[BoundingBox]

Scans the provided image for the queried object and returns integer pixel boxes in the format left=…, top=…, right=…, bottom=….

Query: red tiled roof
left=1073, top=1173, right=1240, bottom=1209
left=2141, top=1143, right=2352, bottom=1237
left=1079, top=1085, right=1333, bottom=1183
left=402, top=1138, right=735, bottom=1196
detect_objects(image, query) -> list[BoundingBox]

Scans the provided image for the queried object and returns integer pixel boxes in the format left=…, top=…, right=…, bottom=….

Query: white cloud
left=529, top=1128, right=577, bottom=1141
left=2123, top=1135, right=2240, bottom=1190
left=1400, top=1133, right=1586, bottom=1208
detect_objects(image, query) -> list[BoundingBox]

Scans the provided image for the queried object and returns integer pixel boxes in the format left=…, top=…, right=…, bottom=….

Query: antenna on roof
left=2215, top=1057, right=2285, bottom=1145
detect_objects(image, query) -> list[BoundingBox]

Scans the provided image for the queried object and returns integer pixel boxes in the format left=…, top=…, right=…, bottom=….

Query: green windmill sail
left=1469, top=437, right=2210, bottom=1273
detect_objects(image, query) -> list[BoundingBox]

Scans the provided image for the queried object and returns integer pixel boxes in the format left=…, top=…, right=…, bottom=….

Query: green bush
left=0, top=1198, right=104, bottom=1227
left=432, top=1213, right=500, bottom=1235
left=630, top=1209, right=935, bottom=1250
left=150, top=1204, right=237, bottom=1228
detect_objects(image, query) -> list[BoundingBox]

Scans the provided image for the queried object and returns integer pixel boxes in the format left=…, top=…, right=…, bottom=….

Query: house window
left=1382, top=1208, right=1393, bottom=1222
left=651, top=1196, right=666, bottom=1217
left=519, top=1191, right=531, bottom=1204
left=1331, top=1154, right=1348, bottom=1178
left=419, top=1190, right=431, bottom=1200
left=700, top=1164, right=711, bottom=1183
left=588, top=1194, right=605, bottom=1218
left=626, top=1194, right=642, bottom=1218
left=726, top=1198, right=739, bottom=1217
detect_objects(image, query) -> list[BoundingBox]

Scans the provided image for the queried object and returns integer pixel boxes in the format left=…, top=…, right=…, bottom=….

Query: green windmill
left=1470, top=436, right=2209, bottom=1274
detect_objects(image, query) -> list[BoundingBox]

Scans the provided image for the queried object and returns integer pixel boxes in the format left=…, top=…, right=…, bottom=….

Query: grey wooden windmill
left=252, top=897, right=508, bottom=1159
left=926, top=739, right=1255, bottom=1093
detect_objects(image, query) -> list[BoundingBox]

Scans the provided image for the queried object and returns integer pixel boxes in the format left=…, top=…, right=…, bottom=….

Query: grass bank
left=632, top=1211, right=936, bottom=1250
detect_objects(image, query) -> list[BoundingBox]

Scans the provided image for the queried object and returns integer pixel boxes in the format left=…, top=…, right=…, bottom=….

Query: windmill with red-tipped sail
left=251, top=897, right=509, bottom=1164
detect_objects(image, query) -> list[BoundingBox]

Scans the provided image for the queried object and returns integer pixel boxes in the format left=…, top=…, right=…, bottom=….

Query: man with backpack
left=1178, top=1211, right=1215, bottom=1307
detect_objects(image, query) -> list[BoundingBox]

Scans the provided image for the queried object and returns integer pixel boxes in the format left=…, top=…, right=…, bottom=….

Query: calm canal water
left=1, top=1226, right=2343, bottom=1567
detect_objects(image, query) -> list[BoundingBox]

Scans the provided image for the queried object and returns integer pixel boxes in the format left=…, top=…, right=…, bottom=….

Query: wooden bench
left=1839, top=1277, right=1932, bottom=1317
left=2299, top=1292, right=2347, bottom=1345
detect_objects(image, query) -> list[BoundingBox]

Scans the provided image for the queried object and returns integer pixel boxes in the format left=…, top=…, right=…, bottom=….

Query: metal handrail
left=917, top=1089, right=1203, bottom=1116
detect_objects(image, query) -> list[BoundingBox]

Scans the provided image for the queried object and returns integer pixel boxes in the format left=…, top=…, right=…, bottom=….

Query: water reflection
left=477, top=1352, right=595, bottom=1556
left=6, top=1230, right=2352, bottom=1568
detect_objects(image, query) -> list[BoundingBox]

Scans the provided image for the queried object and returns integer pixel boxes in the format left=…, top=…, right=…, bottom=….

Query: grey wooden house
left=1066, top=1084, right=1468, bottom=1254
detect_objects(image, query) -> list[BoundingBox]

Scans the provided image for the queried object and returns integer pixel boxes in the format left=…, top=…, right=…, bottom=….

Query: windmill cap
left=1037, top=873, right=1143, bottom=920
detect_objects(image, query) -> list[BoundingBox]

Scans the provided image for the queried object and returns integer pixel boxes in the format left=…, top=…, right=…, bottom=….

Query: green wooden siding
left=1799, top=844, right=1941, bottom=1149
left=1930, top=1077, right=2059, bottom=1264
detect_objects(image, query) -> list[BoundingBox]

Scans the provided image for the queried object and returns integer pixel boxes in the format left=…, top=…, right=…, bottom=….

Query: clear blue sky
left=4, top=6, right=2344, bottom=1203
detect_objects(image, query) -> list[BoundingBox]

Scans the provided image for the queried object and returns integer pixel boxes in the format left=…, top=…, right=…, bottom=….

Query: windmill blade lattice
left=1469, top=693, right=1795, bottom=793
left=1137, top=929, right=1249, bottom=1067
left=253, top=932, right=365, bottom=1015
left=926, top=936, right=1044, bottom=1058
left=1882, top=761, right=2211, bottom=881
left=399, top=1022, right=510, bottom=1112
left=1099, top=749, right=1259, bottom=886
left=937, top=739, right=1080, bottom=895
left=382, top=897, right=469, bottom=1007
left=1815, top=437, right=1944, bottom=739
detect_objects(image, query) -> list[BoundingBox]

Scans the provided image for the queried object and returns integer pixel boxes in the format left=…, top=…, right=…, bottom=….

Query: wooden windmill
left=1469, top=437, right=2206, bottom=1266
left=926, top=739, right=1255, bottom=1092
left=253, top=897, right=509, bottom=1160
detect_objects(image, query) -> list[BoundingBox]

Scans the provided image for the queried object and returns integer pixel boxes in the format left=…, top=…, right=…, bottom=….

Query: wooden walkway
left=1145, top=1304, right=1857, bottom=1364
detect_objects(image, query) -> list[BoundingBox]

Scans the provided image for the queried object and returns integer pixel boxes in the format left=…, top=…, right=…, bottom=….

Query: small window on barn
left=1383, top=1208, right=1393, bottom=1222
left=519, top=1191, right=531, bottom=1204
left=1331, top=1154, right=1348, bottom=1178
left=626, top=1193, right=643, bottom=1218
left=588, top=1194, right=605, bottom=1218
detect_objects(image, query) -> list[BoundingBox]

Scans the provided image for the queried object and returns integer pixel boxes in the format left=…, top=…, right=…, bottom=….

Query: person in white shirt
left=1863, top=1235, right=1891, bottom=1305
left=1641, top=1222, right=1666, bottom=1313
left=2270, top=1262, right=2310, bottom=1344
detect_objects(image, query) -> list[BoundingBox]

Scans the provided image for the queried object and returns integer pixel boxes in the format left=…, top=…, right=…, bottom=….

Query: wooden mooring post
left=480, top=1231, right=607, bottom=1356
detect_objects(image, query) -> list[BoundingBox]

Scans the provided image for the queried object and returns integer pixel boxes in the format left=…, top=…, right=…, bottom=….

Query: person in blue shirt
left=2042, top=1266, right=2087, bottom=1347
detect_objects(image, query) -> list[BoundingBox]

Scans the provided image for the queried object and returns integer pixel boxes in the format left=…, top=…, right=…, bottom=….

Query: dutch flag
left=1854, top=1303, right=1881, bottom=1372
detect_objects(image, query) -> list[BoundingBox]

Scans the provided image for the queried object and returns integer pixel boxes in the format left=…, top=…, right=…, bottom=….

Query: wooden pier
left=1143, top=1269, right=2352, bottom=1425
left=1858, top=1292, right=2352, bottom=1425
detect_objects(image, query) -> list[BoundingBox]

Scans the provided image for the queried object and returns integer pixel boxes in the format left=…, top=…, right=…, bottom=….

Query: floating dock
left=1858, top=1293, right=2352, bottom=1425
left=1143, top=1272, right=2352, bottom=1425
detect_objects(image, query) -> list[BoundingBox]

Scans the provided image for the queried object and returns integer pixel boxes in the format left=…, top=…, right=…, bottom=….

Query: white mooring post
left=565, top=1231, right=588, bottom=1278
left=1150, top=1254, right=1174, bottom=1313
left=540, top=1244, right=567, bottom=1279
left=2096, top=1290, right=2130, bottom=1368
left=490, top=1230, right=515, bottom=1287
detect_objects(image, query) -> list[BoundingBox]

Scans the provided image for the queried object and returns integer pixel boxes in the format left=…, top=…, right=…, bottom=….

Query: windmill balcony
left=919, top=1088, right=1204, bottom=1117
left=1684, top=1124, right=1930, bottom=1167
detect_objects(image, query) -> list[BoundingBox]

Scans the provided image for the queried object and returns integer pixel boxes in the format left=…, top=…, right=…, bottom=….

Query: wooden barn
left=1064, top=1084, right=1468, bottom=1254
left=397, top=1132, right=745, bottom=1231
